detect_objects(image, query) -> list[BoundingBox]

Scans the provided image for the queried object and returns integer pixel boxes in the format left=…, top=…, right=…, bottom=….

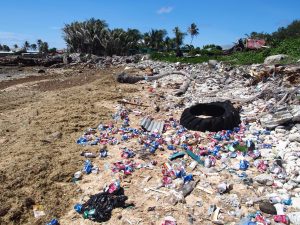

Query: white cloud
left=157, top=6, right=173, bottom=14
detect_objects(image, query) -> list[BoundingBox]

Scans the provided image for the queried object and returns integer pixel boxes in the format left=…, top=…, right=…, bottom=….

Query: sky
left=0, top=0, right=299, bottom=49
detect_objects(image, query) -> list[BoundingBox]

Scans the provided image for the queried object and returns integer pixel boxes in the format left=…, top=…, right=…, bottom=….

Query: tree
left=273, top=20, right=300, bottom=41
left=62, top=18, right=108, bottom=55
left=0, top=44, right=2, bottom=51
left=143, top=29, right=167, bottom=51
left=40, top=42, right=49, bottom=53
left=37, top=39, right=43, bottom=52
left=126, top=28, right=142, bottom=53
left=164, top=36, right=176, bottom=51
left=173, top=27, right=186, bottom=50
left=2, top=45, right=11, bottom=52
left=13, top=44, right=18, bottom=49
left=203, top=44, right=222, bottom=50
left=48, top=48, right=57, bottom=54
left=23, top=41, right=30, bottom=51
left=30, top=43, right=37, bottom=51
left=188, top=23, right=199, bottom=45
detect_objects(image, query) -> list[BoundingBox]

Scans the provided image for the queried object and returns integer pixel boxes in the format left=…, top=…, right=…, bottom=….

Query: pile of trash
left=68, top=57, right=300, bottom=224
left=71, top=103, right=300, bottom=224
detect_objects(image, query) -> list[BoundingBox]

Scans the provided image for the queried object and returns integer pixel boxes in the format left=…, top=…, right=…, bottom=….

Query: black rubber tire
left=180, top=100, right=240, bottom=132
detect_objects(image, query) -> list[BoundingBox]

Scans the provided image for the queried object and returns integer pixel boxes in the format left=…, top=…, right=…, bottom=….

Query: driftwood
left=117, top=100, right=149, bottom=107
left=175, top=79, right=191, bottom=96
left=258, top=85, right=300, bottom=117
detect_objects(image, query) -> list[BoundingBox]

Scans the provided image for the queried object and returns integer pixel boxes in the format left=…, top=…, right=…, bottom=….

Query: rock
left=166, top=190, right=184, bottom=205
left=291, top=125, right=299, bottom=134
left=275, top=127, right=287, bottom=134
left=254, top=174, right=274, bottom=186
left=289, top=133, right=300, bottom=142
left=287, top=212, right=300, bottom=225
left=41, top=131, right=62, bottom=143
left=141, top=54, right=150, bottom=61
left=259, top=201, right=277, bottom=215
left=264, top=54, right=288, bottom=64
left=225, top=77, right=233, bottom=85
left=208, top=60, right=218, bottom=68
left=217, top=194, right=240, bottom=208
left=0, top=137, right=8, bottom=144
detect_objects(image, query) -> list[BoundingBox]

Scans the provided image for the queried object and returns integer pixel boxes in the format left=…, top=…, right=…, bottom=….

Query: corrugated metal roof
left=140, top=117, right=164, bottom=133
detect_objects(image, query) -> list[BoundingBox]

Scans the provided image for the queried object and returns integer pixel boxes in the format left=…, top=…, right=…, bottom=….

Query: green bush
left=270, top=38, right=300, bottom=57
left=150, top=38, right=300, bottom=65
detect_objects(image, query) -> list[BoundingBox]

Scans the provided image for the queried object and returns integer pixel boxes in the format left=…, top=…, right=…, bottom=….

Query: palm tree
left=144, top=29, right=167, bottom=50
left=173, top=27, right=186, bottom=50
left=2, top=45, right=10, bottom=52
left=164, top=36, right=176, bottom=51
left=62, top=18, right=108, bottom=55
left=188, top=23, right=199, bottom=45
left=30, top=44, right=37, bottom=51
left=40, top=42, right=49, bottom=53
left=37, top=39, right=44, bottom=53
left=23, top=41, right=30, bottom=51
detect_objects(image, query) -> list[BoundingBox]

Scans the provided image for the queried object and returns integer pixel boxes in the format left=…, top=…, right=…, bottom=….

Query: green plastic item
left=83, top=210, right=89, bottom=219
left=185, top=150, right=204, bottom=165
left=169, top=151, right=185, bottom=160
left=83, top=209, right=95, bottom=219
left=235, top=145, right=248, bottom=152
left=227, top=144, right=235, bottom=152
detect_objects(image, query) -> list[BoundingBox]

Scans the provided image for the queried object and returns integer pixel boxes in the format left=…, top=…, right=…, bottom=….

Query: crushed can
left=273, top=215, right=289, bottom=224
left=239, top=160, right=249, bottom=171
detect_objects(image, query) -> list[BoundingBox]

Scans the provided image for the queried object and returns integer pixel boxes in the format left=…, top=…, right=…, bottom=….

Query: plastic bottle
left=82, top=152, right=97, bottom=158
left=83, top=160, right=92, bottom=174
left=74, top=203, right=83, bottom=213
left=46, top=219, right=59, bottom=225
left=167, top=145, right=176, bottom=150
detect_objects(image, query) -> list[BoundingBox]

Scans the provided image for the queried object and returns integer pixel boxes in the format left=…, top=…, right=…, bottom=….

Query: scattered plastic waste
left=83, top=160, right=93, bottom=174
left=71, top=106, right=299, bottom=224
left=46, top=219, right=59, bottom=225
left=74, top=188, right=128, bottom=222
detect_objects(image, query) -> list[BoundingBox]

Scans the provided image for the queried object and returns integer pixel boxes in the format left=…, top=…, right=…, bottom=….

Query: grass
left=151, top=38, right=300, bottom=65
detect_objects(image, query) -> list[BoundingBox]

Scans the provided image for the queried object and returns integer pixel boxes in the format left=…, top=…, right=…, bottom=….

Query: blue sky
left=0, top=0, right=299, bottom=49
